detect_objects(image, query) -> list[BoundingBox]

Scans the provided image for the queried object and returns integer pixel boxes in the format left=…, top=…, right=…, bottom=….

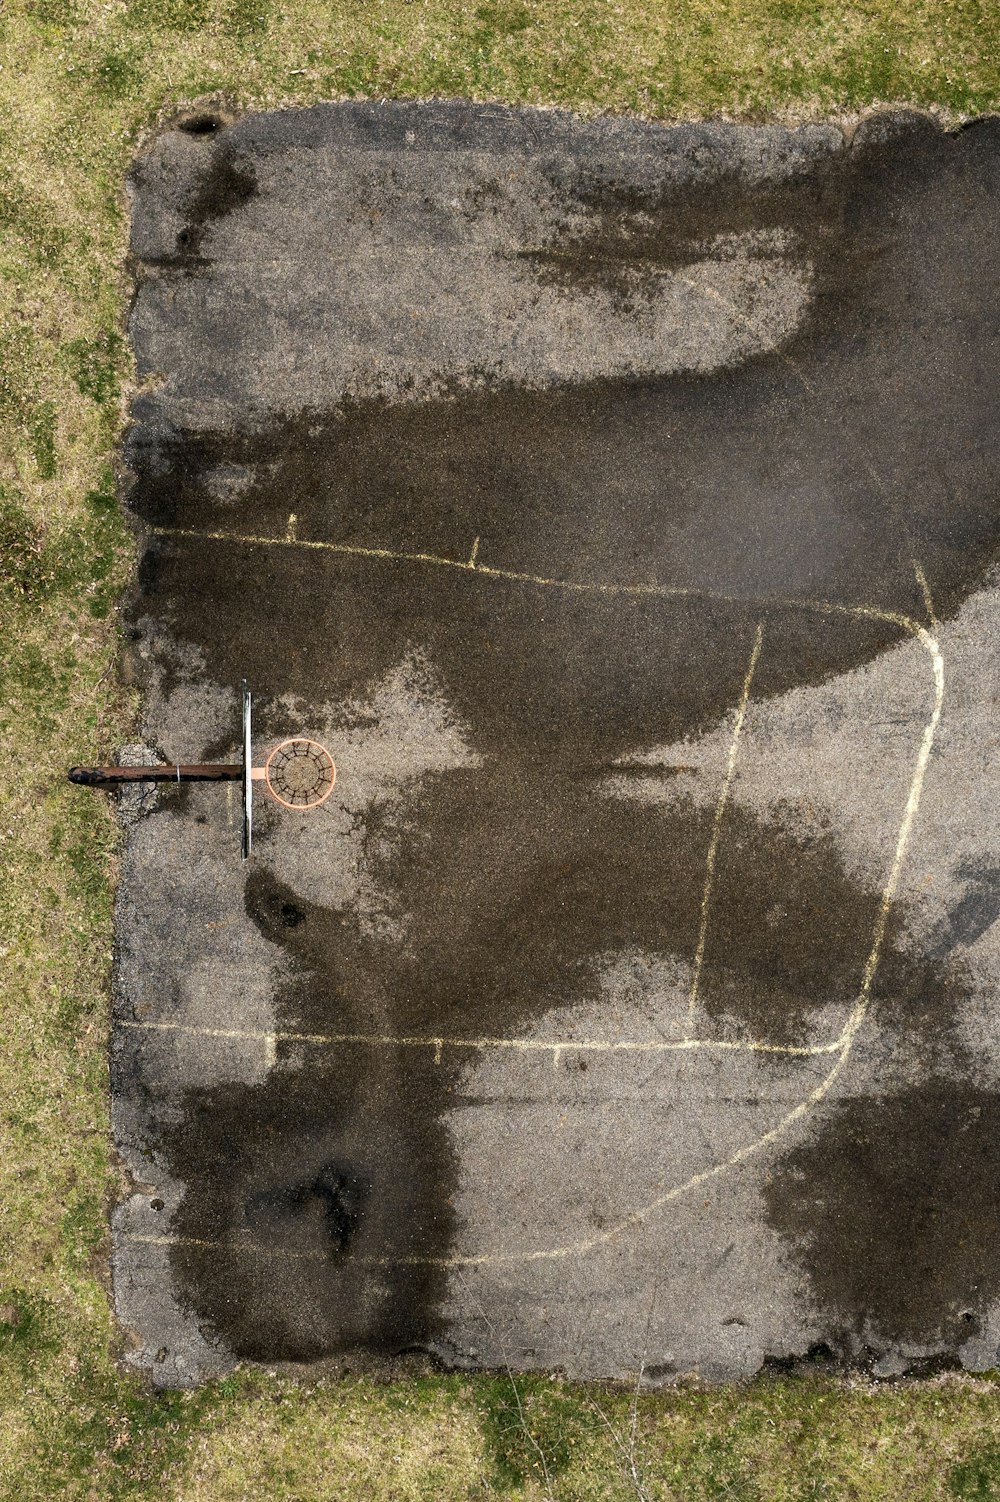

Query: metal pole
left=67, top=764, right=243, bottom=785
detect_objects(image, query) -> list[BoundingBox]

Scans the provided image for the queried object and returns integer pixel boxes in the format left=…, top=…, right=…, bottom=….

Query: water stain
left=237, top=777, right=960, bottom=1053
left=764, top=1082, right=1000, bottom=1347
left=164, top=1055, right=453, bottom=1362
left=139, top=130, right=257, bottom=270
left=244, top=1163, right=367, bottom=1254
left=517, top=161, right=846, bottom=302
left=161, top=775, right=973, bottom=1359
left=132, top=530, right=901, bottom=768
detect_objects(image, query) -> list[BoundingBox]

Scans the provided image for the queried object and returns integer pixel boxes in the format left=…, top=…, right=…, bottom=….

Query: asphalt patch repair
left=112, top=102, right=1000, bottom=1386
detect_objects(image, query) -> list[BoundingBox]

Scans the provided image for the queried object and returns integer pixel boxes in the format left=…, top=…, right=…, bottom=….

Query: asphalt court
left=114, top=103, right=1000, bottom=1385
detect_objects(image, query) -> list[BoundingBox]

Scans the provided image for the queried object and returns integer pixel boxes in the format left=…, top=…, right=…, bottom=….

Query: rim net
left=264, top=738, right=336, bottom=809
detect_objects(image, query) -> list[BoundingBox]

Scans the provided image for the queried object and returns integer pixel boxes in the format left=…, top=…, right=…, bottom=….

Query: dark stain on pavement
left=242, top=780, right=903, bottom=1049
left=517, top=161, right=848, bottom=302
left=179, top=142, right=256, bottom=262
left=764, top=1082, right=1000, bottom=1347
left=138, top=127, right=258, bottom=269
left=164, top=1059, right=454, bottom=1361
left=244, top=1163, right=367, bottom=1256
left=160, top=782, right=974, bottom=1359
left=131, top=532, right=906, bottom=763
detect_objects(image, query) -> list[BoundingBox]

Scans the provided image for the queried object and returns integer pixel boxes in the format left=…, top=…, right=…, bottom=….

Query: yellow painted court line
left=148, top=522, right=926, bottom=639
left=686, top=621, right=764, bottom=1033
left=119, top=1015, right=846, bottom=1059
left=913, top=558, right=938, bottom=628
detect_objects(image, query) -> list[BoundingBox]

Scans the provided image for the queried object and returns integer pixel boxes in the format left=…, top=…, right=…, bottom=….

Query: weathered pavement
left=112, top=103, right=1000, bottom=1386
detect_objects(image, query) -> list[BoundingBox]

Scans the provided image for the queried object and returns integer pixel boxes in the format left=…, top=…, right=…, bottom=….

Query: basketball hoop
left=263, top=739, right=336, bottom=809
left=67, top=682, right=336, bottom=860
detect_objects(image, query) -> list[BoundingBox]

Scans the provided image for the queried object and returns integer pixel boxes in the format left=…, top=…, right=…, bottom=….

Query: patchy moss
left=950, top=1444, right=1000, bottom=1500
left=0, top=1288, right=61, bottom=1369
left=31, top=401, right=57, bottom=480
left=0, top=489, right=52, bottom=599
left=62, top=331, right=124, bottom=409
left=475, top=1374, right=601, bottom=1490
left=92, top=50, right=144, bottom=102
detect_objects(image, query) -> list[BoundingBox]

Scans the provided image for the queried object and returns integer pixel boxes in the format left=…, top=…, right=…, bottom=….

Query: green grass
left=1, top=0, right=1000, bottom=1497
